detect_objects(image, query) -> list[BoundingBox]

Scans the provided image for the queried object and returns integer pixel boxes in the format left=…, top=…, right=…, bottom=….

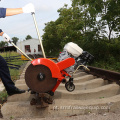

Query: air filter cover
left=64, top=42, right=83, bottom=57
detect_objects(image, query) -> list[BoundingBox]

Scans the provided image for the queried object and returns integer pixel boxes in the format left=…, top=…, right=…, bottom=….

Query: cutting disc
left=25, top=64, right=57, bottom=93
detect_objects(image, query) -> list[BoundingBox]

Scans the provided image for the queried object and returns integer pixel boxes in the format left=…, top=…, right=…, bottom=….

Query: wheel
left=65, top=82, right=75, bottom=92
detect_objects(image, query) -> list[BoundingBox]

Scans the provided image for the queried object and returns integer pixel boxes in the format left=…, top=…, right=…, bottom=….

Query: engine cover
left=64, top=42, right=83, bottom=57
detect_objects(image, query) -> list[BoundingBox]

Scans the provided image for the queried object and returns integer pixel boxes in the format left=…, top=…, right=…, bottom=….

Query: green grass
left=90, top=56, right=120, bottom=73
left=0, top=51, right=27, bottom=81
left=0, top=51, right=28, bottom=101
left=0, top=91, right=8, bottom=102
left=0, top=51, right=19, bottom=57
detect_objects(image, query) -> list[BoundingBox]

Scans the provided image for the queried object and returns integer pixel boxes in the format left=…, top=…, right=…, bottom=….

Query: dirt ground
left=0, top=98, right=120, bottom=120
left=0, top=112, right=119, bottom=120
left=16, top=113, right=120, bottom=120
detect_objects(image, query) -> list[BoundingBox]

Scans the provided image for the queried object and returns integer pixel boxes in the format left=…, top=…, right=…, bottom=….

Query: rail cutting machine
left=9, top=13, right=94, bottom=107
left=25, top=42, right=94, bottom=96
left=11, top=40, right=93, bottom=107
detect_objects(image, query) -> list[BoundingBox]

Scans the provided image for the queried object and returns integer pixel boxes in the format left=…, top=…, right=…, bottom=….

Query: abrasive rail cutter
left=11, top=41, right=94, bottom=107
left=9, top=13, right=94, bottom=108
left=24, top=42, right=94, bottom=95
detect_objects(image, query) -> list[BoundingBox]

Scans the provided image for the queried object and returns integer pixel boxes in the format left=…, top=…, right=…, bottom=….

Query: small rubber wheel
left=65, top=82, right=75, bottom=92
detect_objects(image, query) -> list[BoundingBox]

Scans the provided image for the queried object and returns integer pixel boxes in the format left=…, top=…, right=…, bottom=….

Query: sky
left=0, top=0, right=72, bottom=41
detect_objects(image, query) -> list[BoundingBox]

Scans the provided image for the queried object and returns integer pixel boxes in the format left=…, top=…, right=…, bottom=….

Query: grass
left=0, top=51, right=19, bottom=57
left=90, top=56, right=120, bottom=73
left=0, top=91, right=8, bottom=102
left=0, top=51, right=27, bottom=81
left=0, top=51, right=28, bottom=102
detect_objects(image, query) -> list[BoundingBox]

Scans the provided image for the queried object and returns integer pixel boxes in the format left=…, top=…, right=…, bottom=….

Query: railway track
left=1, top=61, right=120, bottom=119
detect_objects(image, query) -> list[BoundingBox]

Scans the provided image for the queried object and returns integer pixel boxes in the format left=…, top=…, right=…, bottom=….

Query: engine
left=57, top=42, right=94, bottom=73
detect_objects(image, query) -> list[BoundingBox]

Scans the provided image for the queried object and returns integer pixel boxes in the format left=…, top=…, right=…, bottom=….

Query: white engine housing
left=64, top=42, right=83, bottom=57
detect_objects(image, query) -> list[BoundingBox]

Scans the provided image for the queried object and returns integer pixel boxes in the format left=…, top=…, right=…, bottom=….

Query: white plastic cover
left=64, top=42, right=83, bottom=57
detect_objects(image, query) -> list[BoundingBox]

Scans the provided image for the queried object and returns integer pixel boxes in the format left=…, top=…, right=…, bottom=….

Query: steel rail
left=88, top=66, right=120, bottom=85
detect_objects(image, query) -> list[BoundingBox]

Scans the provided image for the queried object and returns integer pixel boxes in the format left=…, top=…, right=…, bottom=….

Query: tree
left=42, top=21, right=62, bottom=56
left=42, top=5, right=84, bottom=56
left=72, top=0, right=103, bottom=42
left=42, top=0, right=120, bottom=61
left=57, top=5, right=84, bottom=45
left=25, top=35, right=32, bottom=40
left=72, top=0, right=120, bottom=42
left=101, top=0, right=120, bottom=42
left=0, top=41, right=8, bottom=47
left=12, top=37, right=19, bottom=45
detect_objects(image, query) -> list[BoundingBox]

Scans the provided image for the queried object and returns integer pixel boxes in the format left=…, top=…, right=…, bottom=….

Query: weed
left=0, top=91, right=8, bottom=103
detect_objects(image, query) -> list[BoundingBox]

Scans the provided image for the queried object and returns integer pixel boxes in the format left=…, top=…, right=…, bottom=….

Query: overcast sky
left=0, top=0, right=72, bottom=41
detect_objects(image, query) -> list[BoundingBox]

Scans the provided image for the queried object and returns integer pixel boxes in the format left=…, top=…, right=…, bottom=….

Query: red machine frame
left=31, top=57, right=75, bottom=93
